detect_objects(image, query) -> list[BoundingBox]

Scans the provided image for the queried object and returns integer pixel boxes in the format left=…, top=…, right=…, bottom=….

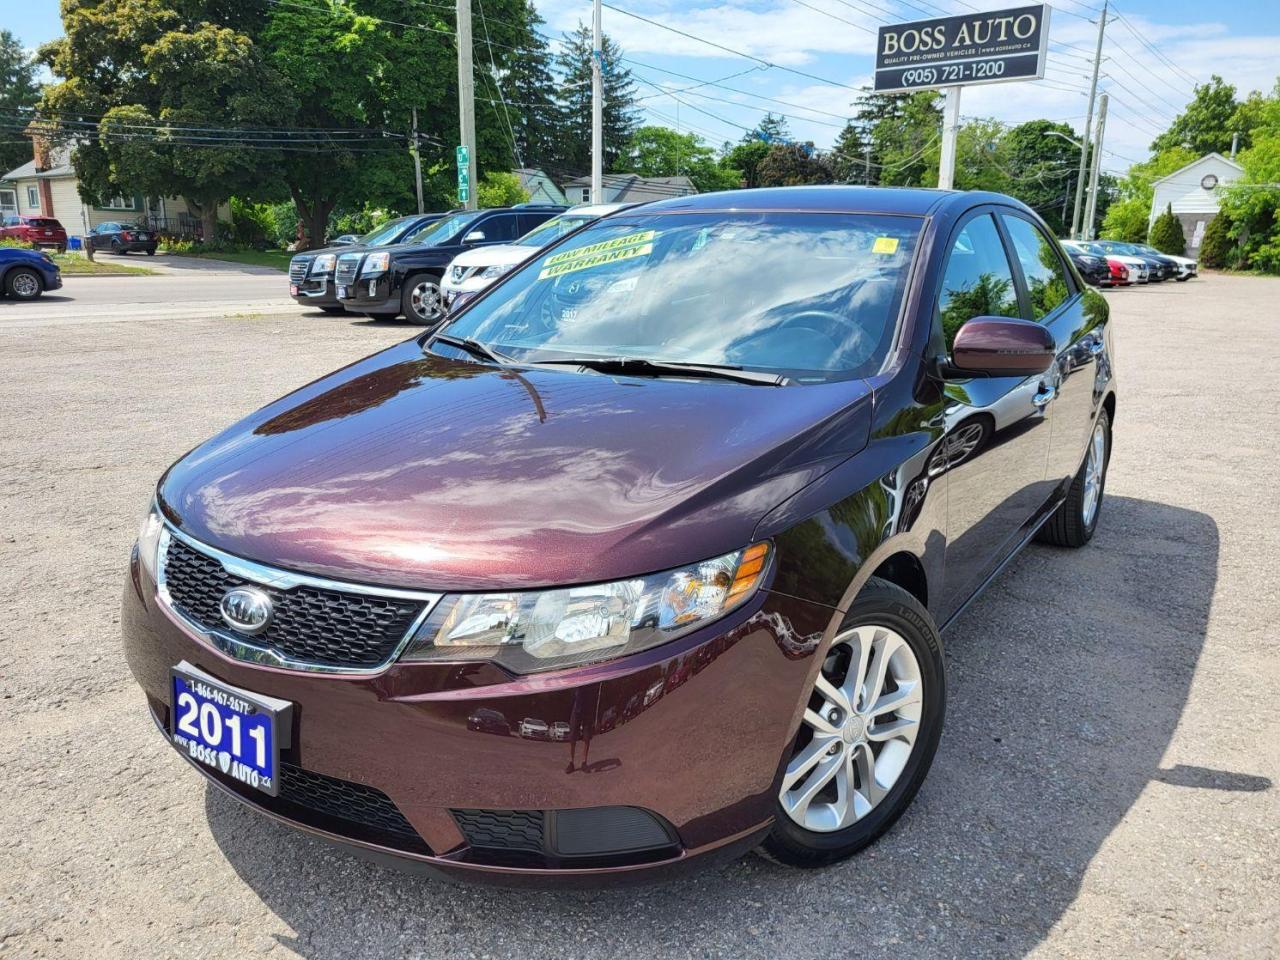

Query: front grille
left=289, top=256, right=312, bottom=282
left=161, top=536, right=426, bottom=669
left=335, top=253, right=361, bottom=285
left=453, top=809, right=546, bottom=853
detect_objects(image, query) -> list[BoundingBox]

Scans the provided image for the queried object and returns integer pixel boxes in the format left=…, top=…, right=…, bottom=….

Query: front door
left=934, top=211, right=1055, bottom=620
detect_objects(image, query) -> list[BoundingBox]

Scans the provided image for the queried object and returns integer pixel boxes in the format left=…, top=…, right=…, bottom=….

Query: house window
left=101, top=196, right=137, bottom=211
left=581, top=188, right=591, bottom=202
left=0, top=188, right=15, bottom=213
left=26, top=186, right=40, bottom=209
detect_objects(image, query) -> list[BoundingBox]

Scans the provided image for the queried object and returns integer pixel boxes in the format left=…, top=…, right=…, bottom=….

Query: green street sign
left=458, top=184, right=470, bottom=203
left=457, top=169, right=469, bottom=187
left=456, top=144, right=469, bottom=164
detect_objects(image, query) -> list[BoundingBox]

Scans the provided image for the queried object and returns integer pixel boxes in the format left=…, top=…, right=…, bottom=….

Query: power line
left=474, top=0, right=522, bottom=167
left=621, top=58, right=853, bottom=122
left=1109, top=5, right=1201, bottom=88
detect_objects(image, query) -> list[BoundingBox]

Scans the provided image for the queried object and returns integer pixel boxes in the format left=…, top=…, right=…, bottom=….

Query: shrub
left=1198, top=212, right=1233, bottom=268
left=477, top=172, right=530, bottom=208
left=1148, top=203, right=1186, bottom=255
left=1100, top=196, right=1149, bottom=242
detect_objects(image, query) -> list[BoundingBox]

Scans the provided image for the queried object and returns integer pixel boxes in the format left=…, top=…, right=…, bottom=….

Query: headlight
left=478, top=263, right=513, bottom=280
left=137, top=500, right=164, bottom=581
left=362, top=252, right=390, bottom=275
left=401, top=543, right=770, bottom=674
left=310, top=253, right=336, bottom=274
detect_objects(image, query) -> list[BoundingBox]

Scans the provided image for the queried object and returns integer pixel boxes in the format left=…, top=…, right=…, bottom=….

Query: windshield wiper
left=429, top=333, right=511, bottom=365
left=530, top=356, right=784, bottom=386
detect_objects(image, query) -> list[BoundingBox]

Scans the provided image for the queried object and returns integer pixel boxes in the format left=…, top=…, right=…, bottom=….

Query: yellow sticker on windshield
left=872, top=236, right=899, bottom=255
left=543, top=229, right=656, bottom=267
left=538, top=242, right=653, bottom=280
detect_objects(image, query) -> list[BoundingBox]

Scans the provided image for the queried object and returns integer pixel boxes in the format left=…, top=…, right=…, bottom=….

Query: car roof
left=632, top=185, right=1031, bottom=218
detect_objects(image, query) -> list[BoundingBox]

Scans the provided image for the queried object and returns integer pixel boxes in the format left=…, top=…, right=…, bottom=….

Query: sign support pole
left=456, top=0, right=477, bottom=210
left=937, top=85, right=961, bottom=190
left=591, top=0, right=604, bottom=204
left=411, top=107, right=424, bottom=215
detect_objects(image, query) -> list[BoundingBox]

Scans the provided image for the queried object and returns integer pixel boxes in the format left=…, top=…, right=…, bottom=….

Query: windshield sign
left=442, top=212, right=922, bottom=379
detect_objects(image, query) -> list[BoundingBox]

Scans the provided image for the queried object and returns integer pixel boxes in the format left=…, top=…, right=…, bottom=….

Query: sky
left=7, top=0, right=1280, bottom=174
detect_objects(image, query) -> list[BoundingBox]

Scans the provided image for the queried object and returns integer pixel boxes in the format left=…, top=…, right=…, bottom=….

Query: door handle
left=1032, top=384, right=1057, bottom=408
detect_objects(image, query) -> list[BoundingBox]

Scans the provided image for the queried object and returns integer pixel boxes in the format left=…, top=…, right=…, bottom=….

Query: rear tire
left=762, top=577, right=945, bottom=868
left=111, top=239, right=124, bottom=255
left=5, top=267, right=45, bottom=301
left=1036, top=408, right=1110, bottom=548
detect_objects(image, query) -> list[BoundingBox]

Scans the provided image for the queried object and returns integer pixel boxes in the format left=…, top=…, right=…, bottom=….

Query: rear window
left=26, top=218, right=62, bottom=228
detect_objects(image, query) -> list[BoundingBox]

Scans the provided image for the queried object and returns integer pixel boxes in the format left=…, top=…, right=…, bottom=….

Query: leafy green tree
left=477, top=171, right=529, bottom=207
left=555, top=24, right=638, bottom=174
left=755, top=143, right=832, bottom=186
left=614, top=125, right=739, bottom=193
left=721, top=139, right=770, bottom=188
left=1197, top=210, right=1234, bottom=268
left=0, top=30, right=41, bottom=175
left=1218, top=126, right=1280, bottom=272
left=854, top=91, right=942, bottom=187
left=1148, top=203, right=1186, bottom=254
left=999, top=119, right=1084, bottom=236
left=1151, top=76, right=1240, bottom=156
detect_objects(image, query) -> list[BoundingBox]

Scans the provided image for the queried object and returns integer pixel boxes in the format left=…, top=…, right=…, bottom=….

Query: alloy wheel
left=11, top=271, right=40, bottom=298
left=1081, top=418, right=1107, bottom=527
left=930, top=420, right=986, bottom=475
left=409, top=279, right=443, bottom=323
left=780, top=625, right=923, bottom=833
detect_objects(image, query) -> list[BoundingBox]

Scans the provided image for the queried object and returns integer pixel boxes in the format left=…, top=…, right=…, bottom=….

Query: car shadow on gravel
left=205, top=494, right=1223, bottom=960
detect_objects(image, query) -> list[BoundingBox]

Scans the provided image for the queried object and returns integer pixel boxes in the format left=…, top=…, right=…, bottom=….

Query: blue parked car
left=1, top=246, right=62, bottom=301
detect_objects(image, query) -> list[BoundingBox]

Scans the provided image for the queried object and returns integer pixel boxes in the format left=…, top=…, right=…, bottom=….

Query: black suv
left=289, top=213, right=445, bottom=313
left=334, top=205, right=564, bottom=322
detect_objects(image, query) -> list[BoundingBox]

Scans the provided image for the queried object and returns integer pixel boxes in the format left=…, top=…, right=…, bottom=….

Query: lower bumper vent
left=451, top=806, right=679, bottom=868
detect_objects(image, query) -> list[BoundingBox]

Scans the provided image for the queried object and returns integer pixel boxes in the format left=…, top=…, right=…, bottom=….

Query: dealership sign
left=873, top=4, right=1051, bottom=93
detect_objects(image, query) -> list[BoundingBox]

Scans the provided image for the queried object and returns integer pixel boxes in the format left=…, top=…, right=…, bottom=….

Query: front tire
left=763, top=577, right=945, bottom=868
left=401, top=273, right=444, bottom=324
left=1036, top=408, right=1110, bottom=548
left=5, top=267, right=45, bottom=301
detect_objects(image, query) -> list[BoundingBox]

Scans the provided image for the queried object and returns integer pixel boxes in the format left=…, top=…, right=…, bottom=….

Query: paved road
left=0, top=273, right=1276, bottom=959
left=0, top=254, right=307, bottom=327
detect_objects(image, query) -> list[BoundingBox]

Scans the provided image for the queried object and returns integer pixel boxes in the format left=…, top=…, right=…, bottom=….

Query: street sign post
left=456, top=145, right=470, bottom=205
left=872, top=5, right=1051, bottom=190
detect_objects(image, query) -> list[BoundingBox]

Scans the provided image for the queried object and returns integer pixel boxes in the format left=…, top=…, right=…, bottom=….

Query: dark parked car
left=289, top=214, right=445, bottom=313
left=333, top=205, right=564, bottom=322
left=87, top=221, right=157, bottom=255
left=1061, top=244, right=1113, bottom=286
left=0, top=214, right=68, bottom=252
left=0, top=246, right=62, bottom=300
left=123, top=186, right=1115, bottom=885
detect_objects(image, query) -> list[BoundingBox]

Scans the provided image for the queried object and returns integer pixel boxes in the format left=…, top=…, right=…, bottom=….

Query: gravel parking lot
left=1, top=272, right=1277, bottom=959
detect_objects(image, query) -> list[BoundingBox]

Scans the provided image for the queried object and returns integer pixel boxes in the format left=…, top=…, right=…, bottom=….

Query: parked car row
left=1061, top=238, right=1197, bottom=287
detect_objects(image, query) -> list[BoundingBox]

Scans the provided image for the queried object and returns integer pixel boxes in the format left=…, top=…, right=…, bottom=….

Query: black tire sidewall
left=765, top=579, right=945, bottom=865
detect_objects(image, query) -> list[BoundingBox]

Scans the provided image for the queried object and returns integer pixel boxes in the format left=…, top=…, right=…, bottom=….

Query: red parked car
left=1106, top=258, right=1131, bottom=286
left=123, top=187, right=1116, bottom=885
left=0, top=214, right=68, bottom=253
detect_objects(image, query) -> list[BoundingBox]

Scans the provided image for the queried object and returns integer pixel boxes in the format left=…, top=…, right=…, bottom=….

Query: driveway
left=0, top=273, right=1276, bottom=959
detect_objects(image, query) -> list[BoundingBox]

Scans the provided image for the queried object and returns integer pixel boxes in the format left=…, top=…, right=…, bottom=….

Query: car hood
left=449, top=244, right=534, bottom=269
left=295, top=244, right=352, bottom=259
left=158, top=341, right=873, bottom=592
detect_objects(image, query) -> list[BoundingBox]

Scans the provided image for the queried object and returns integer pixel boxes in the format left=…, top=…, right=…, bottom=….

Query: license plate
left=289, top=283, right=299, bottom=296
left=337, top=284, right=348, bottom=298
left=170, top=661, right=292, bottom=796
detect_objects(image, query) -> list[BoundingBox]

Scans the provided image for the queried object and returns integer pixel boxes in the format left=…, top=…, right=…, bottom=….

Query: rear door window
left=936, top=214, right=1021, bottom=351
left=1001, top=215, right=1073, bottom=321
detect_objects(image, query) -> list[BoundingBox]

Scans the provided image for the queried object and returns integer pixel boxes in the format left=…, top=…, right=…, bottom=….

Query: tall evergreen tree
left=0, top=31, right=41, bottom=175
left=499, top=1, right=559, bottom=170
left=554, top=23, right=638, bottom=175
left=830, top=121, right=872, bottom=183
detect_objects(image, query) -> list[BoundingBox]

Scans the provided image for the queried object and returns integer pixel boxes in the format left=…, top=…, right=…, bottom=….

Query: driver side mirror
left=463, top=229, right=486, bottom=244
left=949, top=316, right=1055, bottom=378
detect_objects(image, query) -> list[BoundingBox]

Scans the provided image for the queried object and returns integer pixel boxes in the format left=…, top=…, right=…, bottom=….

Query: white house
left=1149, top=153, right=1244, bottom=254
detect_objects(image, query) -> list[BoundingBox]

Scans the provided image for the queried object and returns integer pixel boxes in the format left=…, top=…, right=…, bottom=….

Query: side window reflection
left=937, top=214, right=1020, bottom=352
left=1002, top=215, right=1071, bottom=321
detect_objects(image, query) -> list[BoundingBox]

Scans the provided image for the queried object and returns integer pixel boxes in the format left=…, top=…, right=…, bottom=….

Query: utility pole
left=456, top=0, right=477, bottom=210
left=1071, top=0, right=1108, bottom=239
left=937, top=86, right=961, bottom=190
left=1082, top=93, right=1108, bottom=240
left=411, top=107, right=424, bottom=214
left=591, top=0, right=603, bottom=204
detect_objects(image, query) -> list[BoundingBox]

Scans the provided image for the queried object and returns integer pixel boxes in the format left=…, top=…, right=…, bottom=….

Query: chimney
left=27, top=121, right=56, bottom=171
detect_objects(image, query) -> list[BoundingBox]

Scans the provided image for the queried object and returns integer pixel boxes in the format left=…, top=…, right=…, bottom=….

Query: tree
left=1100, top=146, right=1197, bottom=242
left=830, top=121, right=872, bottom=184
left=1148, top=203, right=1186, bottom=254
left=477, top=171, right=529, bottom=207
left=498, top=1, right=559, bottom=170
left=755, top=143, right=833, bottom=186
left=0, top=30, right=40, bottom=175
left=1197, top=211, right=1234, bottom=268
left=614, top=125, right=739, bottom=193
left=999, top=119, right=1085, bottom=236
left=555, top=23, right=638, bottom=174
left=1151, top=76, right=1239, bottom=156
left=849, top=90, right=942, bottom=187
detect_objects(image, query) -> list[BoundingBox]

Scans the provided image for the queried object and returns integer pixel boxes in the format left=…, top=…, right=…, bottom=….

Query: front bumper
left=121, top=549, right=833, bottom=885
left=289, top=274, right=341, bottom=308
left=335, top=273, right=399, bottom=314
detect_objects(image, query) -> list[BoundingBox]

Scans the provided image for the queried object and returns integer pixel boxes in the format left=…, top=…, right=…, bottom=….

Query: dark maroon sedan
left=123, top=187, right=1115, bottom=884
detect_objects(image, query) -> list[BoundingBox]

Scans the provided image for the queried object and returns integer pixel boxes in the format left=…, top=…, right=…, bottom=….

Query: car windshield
left=405, top=210, right=483, bottom=246
left=360, top=217, right=415, bottom=246
left=514, top=214, right=596, bottom=248
left=441, top=211, right=923, bottom=380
